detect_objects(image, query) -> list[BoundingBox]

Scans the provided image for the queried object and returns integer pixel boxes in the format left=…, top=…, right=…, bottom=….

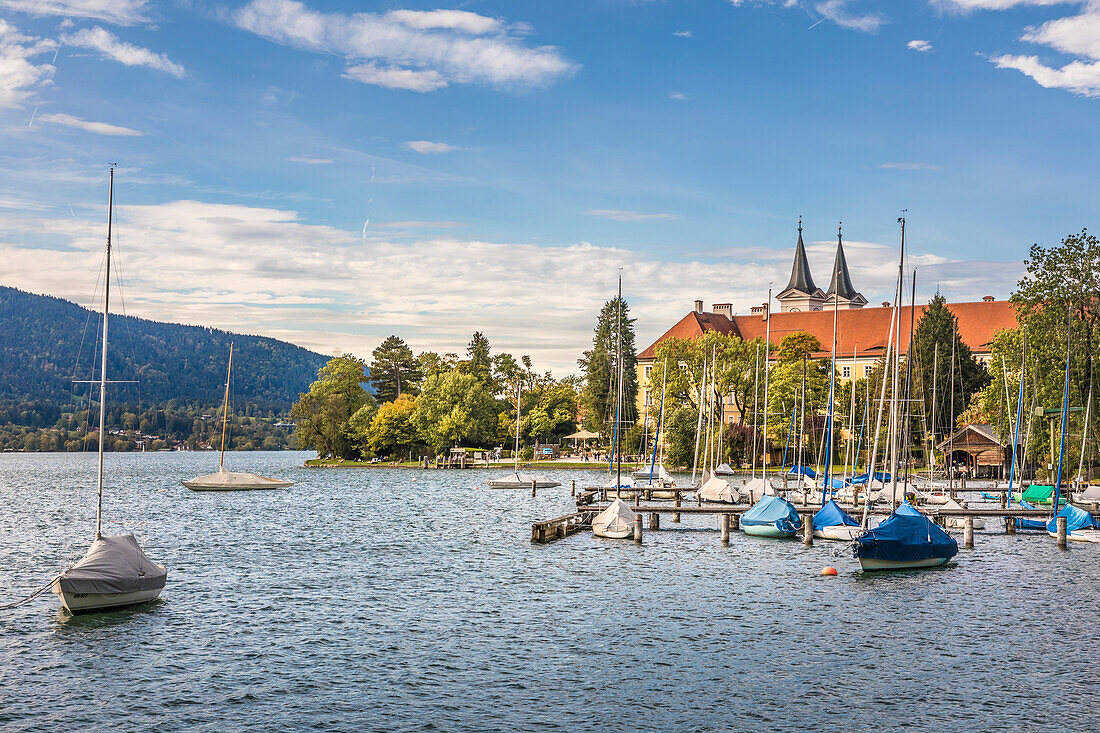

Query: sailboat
left=741, top=493, right=801, bottom=538
left=853, top=502, right=958, bottom=570
left=697, top=349, right=739, bottom=503
left=182, top=344, right=294, bottom=491
left=592, top=498, right=636, bottom=539
left=812, top=499, right=862, bottom=541
left=52, top=168, right=168, bottom=613
left=633, top=358, right=677, bottom=498
left=1046, top=504, right=1100, bottom=543
left=486, top=381, right=560, bottom=489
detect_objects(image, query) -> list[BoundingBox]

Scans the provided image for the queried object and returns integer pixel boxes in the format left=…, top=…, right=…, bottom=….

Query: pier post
left=731, top=513, right=740, bottom=531
left=801, top=489, right=808, bottom=507
left=650, top=512, right=660, bottom=531
left=720, top=514, right=730, bottom=545
left=571, top=480, right=576, bottom=497
left=531, top=479, right=536, bottom=497
left=803, top=516, right=813, bottom=547
left=673, top=492, right=681, bottom=523
left=1000, top=490, right=1006, bottom=509
left=634, top=515, right=643, bottom=545
left=1056, top=516, right=1068, bottom=549
left=1005, top=516, right=1016, bottom=534
left=964, top=517, right=974, bottom=549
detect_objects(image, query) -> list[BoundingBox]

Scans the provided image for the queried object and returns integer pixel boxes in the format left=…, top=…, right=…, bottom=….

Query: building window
left=644, top=389, right=652, bottom=407
left=644, top=365, right=652, bottom=380
left=865, top=365, right=874, bottom=377
left=842, top=365, right=851, bottom=378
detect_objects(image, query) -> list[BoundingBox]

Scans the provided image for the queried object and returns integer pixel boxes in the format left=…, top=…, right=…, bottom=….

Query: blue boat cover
left=826, top=477, right=847, bottom=489
left=1046, top=504, right=1100, bottom=533
left=1013, top=499, right=1048, bottom=531
left=850, top=471, right=891, bottom=485
left=742, top=494, right=802, bottom=532
left=853, top=503, right=958, bottom=563
left=787, top=466, right=816, bottom=478
left=813, top=499, right=859, bottom=530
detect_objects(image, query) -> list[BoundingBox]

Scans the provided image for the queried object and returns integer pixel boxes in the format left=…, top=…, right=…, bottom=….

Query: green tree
left=367, top=395, right=420, bottom=459
left=412, top=370, right=500, bottom=453
left=370, top=336, right=421, bottom=403
left=466, top=331, right=492, bottom=380
left=578, top=296, right=638, bottom=435
left=290, top=354, right=373, bottom=459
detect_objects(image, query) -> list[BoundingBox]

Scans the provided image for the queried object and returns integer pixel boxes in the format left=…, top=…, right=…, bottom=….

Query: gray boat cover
left=58, top=534, right=167, bottom=594
left=182, top=466, right=293, bottom=490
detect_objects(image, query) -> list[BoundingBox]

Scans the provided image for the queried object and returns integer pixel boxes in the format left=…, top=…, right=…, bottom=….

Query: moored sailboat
left=853, top=503, right=957, bottom=570
left=592, top=499, right=636, bottom=539
left=812, top=499, right=862, bottom=541
left=741, top=494, right=801, bottom=538
left=486, top=381, right=560, bottom=489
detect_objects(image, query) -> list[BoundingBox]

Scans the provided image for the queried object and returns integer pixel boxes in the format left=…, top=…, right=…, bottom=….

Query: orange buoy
left=821, top=566, right=838, bottom=576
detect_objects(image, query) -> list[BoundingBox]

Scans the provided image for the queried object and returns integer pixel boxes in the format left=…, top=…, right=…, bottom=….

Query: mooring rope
left=0, top=576, right=60, bottom=611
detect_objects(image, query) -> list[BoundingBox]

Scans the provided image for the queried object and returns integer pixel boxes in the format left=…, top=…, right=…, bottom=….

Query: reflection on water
left=1, top=451, right=1098, bottom=732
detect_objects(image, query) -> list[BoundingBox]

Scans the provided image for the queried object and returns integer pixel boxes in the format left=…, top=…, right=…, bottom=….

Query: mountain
left=0, top=286, right=331, bottom=411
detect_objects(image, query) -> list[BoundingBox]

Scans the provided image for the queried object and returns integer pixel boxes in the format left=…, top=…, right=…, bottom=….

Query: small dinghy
left=941, top=498, right=985, bottom=530
left=697, top=470, right=739, bottom=503
left=592, top=499, right=636, bottom=539
left=1046, top=504, right=1100, bottom=543
left=486, top=471, right=560, bottom=490
left=53, top=534, right=167, bottom=613
left=714, top=462, right=736, bottom=477
left=813, top=499, right=863, bottom=541
left=853, top=503, right=958, bottom=571
left=741, top=494, right=801, bottom=538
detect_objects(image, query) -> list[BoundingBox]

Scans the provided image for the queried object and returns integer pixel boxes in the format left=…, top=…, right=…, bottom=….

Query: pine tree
left=370, top=336, right=421, bottom=403
left=578, top=296, right=638, bottom=436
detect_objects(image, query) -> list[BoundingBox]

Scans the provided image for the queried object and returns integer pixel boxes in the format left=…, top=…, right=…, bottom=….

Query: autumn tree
left=291, top=354, right=373, bottom=459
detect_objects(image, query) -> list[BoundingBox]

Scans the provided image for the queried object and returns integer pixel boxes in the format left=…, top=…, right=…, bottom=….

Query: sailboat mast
left=888, top=216, right=905, bottom=505
left=930, top=343, right=938, bottom=485
left=219, top=343, right=234, bottom=470
left=750, top=345, right=759, bottom=480
left=903, top=271, right=917, bottom=486
left=615, top=272, right=623, bottom=494
left=824, top=226, right=840, bottom=501
left=95, top=166, right=114, bottom=540
left=1007, top=334, right=1026, bottom=505
left=1053, top=305, right=1072, bottom=511
left=762, top=287, right=772, bottom=481
left=948, top=321, right=958, bottom=491
left=514, top=382, right=521, bottom=473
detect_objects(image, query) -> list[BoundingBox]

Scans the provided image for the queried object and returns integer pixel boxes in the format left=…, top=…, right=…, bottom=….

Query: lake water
left=1, top=451, right=1097, bottom=732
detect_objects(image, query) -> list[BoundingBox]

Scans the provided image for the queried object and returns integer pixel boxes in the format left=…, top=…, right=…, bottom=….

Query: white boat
left=697, top=471, right=740, bottom=503
left=486, top=471, right=560, bottom=490
left=486, top=381, right=561, bottom=490
left=1072, top=485, right=1100, bottom=504
left=816, top=525, right=864, bottom=541
left=714, top=462, right=736, bottom=477
left=54, top=168, right=167, bottom=614
left=742, top=477, right=775, bottom=503
left=858, top=556, right=950, bottom=570
left=183, top=344, right=294, bottom=491
left=592, top=499, right=636, bottom=539
left=941, top=498, right=986, bottom=530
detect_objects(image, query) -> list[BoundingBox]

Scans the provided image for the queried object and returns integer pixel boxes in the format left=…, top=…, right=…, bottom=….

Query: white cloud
left=0, top=1, right=150, bottom=25
left=288, top=155, right=333, bottom=164
left=669, top=91, right=687, bottom=100
left=674, top=30, right=692, bottom=37
left=0, top=201, right=1024, bottom=373
left=1021, top=9, right=1100, bottom=60
left=384, top=9, right=504, bottom=35
left=933, top=1, right=1072, bottom=11
left=586, top=209, right=678, bottom=222
left=62, top=26, right=185, bottom=77
left=233, top=0, right=577, bottom=92
left=403, top=140, right=459, bottom=154
left=991, top=53, right=1100, bottom=95
left=814, top=0, right=886, bottom=32
left=879, top=162, right=941, bottom=170
left=908, top=39, right=934, bottom=52
left=38, top=112, right=143, bottom=135
left=0, top=20, right=56, bottom=109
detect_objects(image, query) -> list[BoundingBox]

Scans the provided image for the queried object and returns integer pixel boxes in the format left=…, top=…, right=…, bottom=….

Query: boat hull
left=743, top=524, right=797, bottom=538
left=1047, top=529, right=1100, bottom=543
left=486, top=480, right=560, bottom=489
left=946, top=517, right=986, bottom=530
left=52, top=581, right=162, bottom=614
left=592, top=527, right=633, bottom=539
left=182, top=481, right=292, bottom=491
left=858, top=556, right=949, bottom=571
left=814, top=525, right=863, bottom=541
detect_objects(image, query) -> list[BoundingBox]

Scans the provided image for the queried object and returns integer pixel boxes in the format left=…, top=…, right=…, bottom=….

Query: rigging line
left=108, top=225, right=145, bottom=409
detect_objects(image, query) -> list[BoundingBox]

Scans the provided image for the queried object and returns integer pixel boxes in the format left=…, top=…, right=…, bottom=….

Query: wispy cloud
left=0, top=1, right=150, bottom=26
left=0, top=20, right=56, bottom=109
left=879, top=162, right=941, bottom=171
left=374, top=221, right=467, bottom=229
left=669, top=91, right=687, bottom=100
left=814, top=0, right=886, bottom=33
left=404, top=140, right=459, bottom=154
left=908, top=39, right=934, bottom=52
left=586, top=209, right=678, bottom=222
left=288, top=155, right=333, bottom=165
left=62, top=26, right=185, bottom=77
left=38, top=112, right=143, bottom=135
left=983, top=4, right=1100, bottom=97
left=674, top=30, right=692, bottom=38
left=233, top=0, right=577, bottom=93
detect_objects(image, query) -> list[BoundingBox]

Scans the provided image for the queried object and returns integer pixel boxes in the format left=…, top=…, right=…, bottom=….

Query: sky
left=0, top=0, right=1097, bottom=374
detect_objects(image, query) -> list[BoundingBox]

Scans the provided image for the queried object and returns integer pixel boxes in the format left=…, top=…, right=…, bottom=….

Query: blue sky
left=1, top=0, right=1097, bottom=373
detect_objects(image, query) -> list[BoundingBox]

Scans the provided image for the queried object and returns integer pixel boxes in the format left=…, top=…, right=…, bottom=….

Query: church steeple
left=777, top=217, right=825, bottom=313
left=823, top=222, right=866, bottom=310
left=784, top=217, right=819, bottom=295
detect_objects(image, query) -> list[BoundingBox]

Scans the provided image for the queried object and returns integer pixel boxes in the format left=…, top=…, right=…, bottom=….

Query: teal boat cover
left=1022, top=484, right=1055, bottom=503
left=813, top=499, right=859, bottom=531
left=853, top=503, right=957, bottom=563
left=742, top=495, right=801, bottom=532
left=1014, top=499, right=1048, bottom=531
left=1046, top=504, right=1100, bottom=533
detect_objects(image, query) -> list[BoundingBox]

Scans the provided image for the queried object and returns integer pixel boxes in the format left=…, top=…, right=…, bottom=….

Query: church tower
left=823, top=223, right=866, bottom=311
left=777, top=219, right=825, bottom=312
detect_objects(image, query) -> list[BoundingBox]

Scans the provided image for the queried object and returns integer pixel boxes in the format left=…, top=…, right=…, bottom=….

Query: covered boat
left=631, top=464, right=676, bottom=498
left=742, top=477, right=776, bottom=503
left=52, top=534, right=167, bottom=613
left=592, top=499, right=636, bottom=539
left=1072, top=484, right=1100, bottom=504
left=941, top=498, right=985, bottom=530
left=1012, top=499, right=1048, bottom=531
left=741, top=494, right=801, bottom=538
left=486, top=471, right=560, bottom=490
left=714, top=463, right=736, bottom=477
left=852, top=503, right=958, bottom=570
left=812, top=499, right=863, bottom=541
left=697, top=472, right=740, bottom=504
left=1014, top=484, right=1056, bottom=505
left=182, top=466, right=294, bottom=491
left=1046, top=504, right=1100, bottom=543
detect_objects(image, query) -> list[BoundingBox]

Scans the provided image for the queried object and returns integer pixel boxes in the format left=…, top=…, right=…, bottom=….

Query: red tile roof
left=638, top=300, right=1018, bottom=362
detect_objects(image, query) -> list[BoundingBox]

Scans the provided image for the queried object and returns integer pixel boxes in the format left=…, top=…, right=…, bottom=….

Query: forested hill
left=0, top=286, right=330, bottom=410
